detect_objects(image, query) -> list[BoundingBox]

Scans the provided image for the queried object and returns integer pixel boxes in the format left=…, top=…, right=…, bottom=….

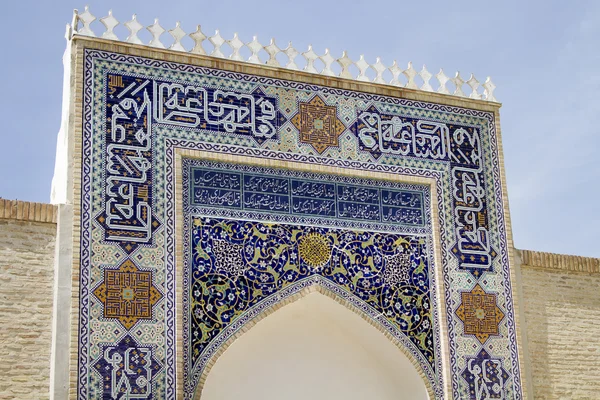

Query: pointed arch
left=192, top=280, right=435, bottom=400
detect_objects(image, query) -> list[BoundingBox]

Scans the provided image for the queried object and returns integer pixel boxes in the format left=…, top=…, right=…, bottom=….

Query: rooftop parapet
left=0, top=199, right=58, bottom=223
left=67, top=7, right=498, bottom=102
left=519, top=249, right=600, bottom=274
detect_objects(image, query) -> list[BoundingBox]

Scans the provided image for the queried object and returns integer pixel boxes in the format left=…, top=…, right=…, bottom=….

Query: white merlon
left=68, top=6, right=498, bottom=102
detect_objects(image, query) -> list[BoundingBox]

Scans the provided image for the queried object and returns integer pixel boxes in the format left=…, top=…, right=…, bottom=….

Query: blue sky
left=1, top=0, right=598, bottom=257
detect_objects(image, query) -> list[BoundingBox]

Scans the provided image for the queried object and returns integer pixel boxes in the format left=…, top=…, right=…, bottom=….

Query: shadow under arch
left=191, top=277, right=436, bottom=400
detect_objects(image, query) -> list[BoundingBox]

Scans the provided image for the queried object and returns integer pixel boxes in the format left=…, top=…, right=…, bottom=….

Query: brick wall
left=519, top=250, right=600, bottom=400
left=0, top=200, right=57, bottom=400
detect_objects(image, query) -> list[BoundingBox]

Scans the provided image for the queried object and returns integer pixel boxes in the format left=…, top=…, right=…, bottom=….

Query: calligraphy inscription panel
left=78, top=48, right=522, bottom=400
left=189, top=161, right=425, bottom=227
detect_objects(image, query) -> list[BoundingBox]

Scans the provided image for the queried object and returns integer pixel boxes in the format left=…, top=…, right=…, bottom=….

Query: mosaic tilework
left=93, top=259, right=163, bottom=330
left=353, top=105, right=498, bottom=277
left=79, top=49, right=522, bottom=400
left=461, top=349, right=510, bottom=399
left=185, top=217, right=434, bottom=391
left=181, top=159, right=437, bottom=396
left=456, top=284, right=505, bottom=344
left=97, top=74, right=158, bottom=254
left=292, top=95, right=346, bottom=153
left=188, top=161, right=426, bottom=228
left=92, top=335, right=162, bottom=399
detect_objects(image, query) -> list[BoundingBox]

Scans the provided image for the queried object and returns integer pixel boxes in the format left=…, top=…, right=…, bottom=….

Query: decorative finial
left=68, top=8, right=498, bottom=101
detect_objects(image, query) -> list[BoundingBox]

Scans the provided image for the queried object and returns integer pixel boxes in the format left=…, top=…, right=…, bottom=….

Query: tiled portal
left=74, top=44, right=522, bottom=400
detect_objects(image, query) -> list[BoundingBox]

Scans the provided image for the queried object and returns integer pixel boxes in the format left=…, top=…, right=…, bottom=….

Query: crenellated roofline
left=66, top=6, right=498, bottom=102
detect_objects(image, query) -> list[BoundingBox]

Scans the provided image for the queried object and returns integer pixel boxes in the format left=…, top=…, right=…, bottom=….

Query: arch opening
left=196, top=290, right=431, bottom=400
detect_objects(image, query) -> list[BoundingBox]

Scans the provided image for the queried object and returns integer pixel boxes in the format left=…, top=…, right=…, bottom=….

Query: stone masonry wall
left=519, top=250, right=600, bottom=400
left=0, top=200, right=57, bottom=400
